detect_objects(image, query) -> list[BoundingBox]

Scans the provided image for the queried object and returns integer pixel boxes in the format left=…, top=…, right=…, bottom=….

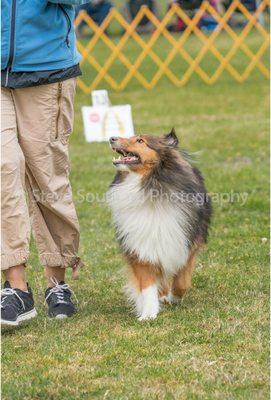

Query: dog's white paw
left=160, top=292, right=173, bottom=304
left=138, top=311, right=158, bottom=321
left=160, top=291, right=181, bottom=305
left=136, top=285, right=159, bottom=321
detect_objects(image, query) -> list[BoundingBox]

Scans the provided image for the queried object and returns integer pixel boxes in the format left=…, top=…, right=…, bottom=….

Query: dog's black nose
left=109, top=136, right=118, bottom=144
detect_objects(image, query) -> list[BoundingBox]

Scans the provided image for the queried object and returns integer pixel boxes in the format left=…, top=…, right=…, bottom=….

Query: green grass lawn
left=2, top=31, right=269, bottom=399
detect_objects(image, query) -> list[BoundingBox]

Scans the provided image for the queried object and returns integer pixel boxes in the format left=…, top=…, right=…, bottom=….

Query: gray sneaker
left=45, top=279, right=76, bottom=319
left=1, top=281, right=37, bottom=327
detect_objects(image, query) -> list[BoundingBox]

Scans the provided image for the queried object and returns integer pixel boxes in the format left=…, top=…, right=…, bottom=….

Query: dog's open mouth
left=112, top=148, right=141, bottom=166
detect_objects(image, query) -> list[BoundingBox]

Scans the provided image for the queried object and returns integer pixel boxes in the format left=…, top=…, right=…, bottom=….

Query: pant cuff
left=1, top=249, right=29, bottom=271
left=40, top=253, right=83, bottom=280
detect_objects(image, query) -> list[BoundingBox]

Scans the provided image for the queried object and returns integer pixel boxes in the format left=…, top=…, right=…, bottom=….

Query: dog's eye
left=137, top=138, right=144, bottom=144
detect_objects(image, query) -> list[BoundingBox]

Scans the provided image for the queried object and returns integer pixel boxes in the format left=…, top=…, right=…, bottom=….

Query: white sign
left=82, top=105, right=134, bottom=143
left=91, top=90, right=110, bottom=107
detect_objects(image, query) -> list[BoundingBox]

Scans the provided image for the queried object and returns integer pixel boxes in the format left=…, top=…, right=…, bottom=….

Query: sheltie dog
left=107, top=129, right=212, bottom=321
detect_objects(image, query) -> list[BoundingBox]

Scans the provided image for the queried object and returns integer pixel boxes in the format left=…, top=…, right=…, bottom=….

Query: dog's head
left=109, top=129, right=180, bottom=175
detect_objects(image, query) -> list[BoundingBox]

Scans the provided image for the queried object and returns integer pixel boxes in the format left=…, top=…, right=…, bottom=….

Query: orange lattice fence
left=75, top=0, right=270, bottom=93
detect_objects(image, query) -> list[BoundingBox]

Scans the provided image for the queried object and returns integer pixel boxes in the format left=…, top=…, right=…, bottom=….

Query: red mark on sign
left=89, top=113, right=100, bottom=123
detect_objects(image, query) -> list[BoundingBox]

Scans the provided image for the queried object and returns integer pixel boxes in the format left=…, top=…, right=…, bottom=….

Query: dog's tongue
left=113, top=155, right=139, bottom=165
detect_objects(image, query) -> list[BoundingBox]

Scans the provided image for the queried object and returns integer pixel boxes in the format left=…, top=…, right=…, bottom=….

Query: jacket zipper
left=55, top=82, right=63, bottom=140
left=59, top=5, right=72, bottom=47
left=5, top=0, right=17, bottom=87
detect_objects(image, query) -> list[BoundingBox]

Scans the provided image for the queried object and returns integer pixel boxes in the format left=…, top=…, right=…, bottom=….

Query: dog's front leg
left=126, top=261, right=159, bottom=321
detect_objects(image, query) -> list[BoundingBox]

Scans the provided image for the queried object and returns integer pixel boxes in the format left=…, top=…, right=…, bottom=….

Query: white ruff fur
left=108, top=172, right=189, bottom=275
left=108, top=172, right=190, bottom=320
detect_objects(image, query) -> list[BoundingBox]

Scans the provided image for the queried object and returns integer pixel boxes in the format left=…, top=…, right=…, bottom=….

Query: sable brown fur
left=108, top=129, right=212, bottom=319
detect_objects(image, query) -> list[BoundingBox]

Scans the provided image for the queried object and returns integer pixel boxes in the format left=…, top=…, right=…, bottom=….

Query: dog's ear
left=164, top=128, right=179, bottom=147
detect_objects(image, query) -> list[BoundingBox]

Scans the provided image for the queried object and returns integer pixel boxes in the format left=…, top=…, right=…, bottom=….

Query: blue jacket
left=1, top=0, right=89, bottom=72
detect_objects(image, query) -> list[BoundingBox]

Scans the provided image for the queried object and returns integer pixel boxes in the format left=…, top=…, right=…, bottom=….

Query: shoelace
left=45, top=277, right=78, bottom=304
left=1, top=288, right=26, bottom=311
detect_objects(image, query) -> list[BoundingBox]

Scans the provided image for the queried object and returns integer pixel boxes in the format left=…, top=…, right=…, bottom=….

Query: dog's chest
left=108, top=173, right=189, bottom=274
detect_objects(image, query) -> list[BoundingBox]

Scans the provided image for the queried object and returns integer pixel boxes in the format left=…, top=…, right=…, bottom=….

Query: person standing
left=1, top=0, right=88, bottom=327
left=76, top=0, right=112, bottom=38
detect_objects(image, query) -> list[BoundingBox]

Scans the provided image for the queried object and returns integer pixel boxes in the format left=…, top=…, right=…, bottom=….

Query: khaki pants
left=1, top=79, right=81, bottom=277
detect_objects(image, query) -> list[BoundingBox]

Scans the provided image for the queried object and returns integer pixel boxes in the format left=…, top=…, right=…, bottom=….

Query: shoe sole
left=1, top=308, right=37, bottom=327
left=48, top=312, right=76, bottom=319
left=55, top=314, right=68, bottom=319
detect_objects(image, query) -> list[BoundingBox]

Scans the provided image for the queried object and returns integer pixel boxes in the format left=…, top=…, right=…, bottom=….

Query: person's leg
left=45, top=266, right=65, bottom=288
left=1, top=87, right=31, bottom=290
left=76, top=4, right=95, bottom=34
left=1, top=88, right=37, bottom=326
left=4, top=265, right=27, bottom=291
left=12, top=79, right=81, bottom=293
left=95, top=2, right=112, bottom=26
